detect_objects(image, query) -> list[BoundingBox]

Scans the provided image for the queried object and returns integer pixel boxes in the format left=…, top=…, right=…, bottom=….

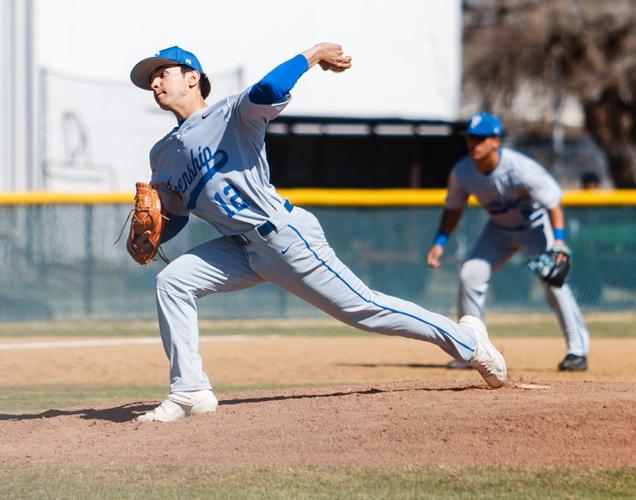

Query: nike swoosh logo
left=202, top=110, right=213, bottom=119
left=281, top=244, right=292, bottom=255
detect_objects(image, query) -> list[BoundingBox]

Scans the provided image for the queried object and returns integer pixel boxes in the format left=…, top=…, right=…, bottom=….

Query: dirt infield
left=1, top=380, right=634, bottom=469
left=0, top=335, right=634, bottom=470
left=1, top=335, right=635, bottom=386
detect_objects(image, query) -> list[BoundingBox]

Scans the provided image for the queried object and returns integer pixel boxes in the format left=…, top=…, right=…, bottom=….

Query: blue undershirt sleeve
left=248, top=54, right=309, bottom=105
left=160, top=213, right=189, bottom=244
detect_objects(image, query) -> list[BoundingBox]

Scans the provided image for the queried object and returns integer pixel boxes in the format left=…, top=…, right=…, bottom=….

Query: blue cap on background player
left=131, top=46, right=204, bottom=90
left=464, top=112, right=504, bottom=137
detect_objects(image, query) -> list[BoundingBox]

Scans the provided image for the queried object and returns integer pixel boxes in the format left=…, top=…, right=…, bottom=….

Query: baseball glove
left=527, top=245, right=571, bottom=287
left=116, top=182, right=167, bottom=265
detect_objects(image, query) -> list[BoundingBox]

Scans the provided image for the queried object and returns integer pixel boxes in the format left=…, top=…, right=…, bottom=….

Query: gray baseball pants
left=458, top=220, right=590, bottom=357
left=156, top=207, right=478, bottom=392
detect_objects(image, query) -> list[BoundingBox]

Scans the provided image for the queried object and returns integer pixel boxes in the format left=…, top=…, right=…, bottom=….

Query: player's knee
left=459, top=259, right=490, bottom=288
left=156, top=266, right=179, bottom=293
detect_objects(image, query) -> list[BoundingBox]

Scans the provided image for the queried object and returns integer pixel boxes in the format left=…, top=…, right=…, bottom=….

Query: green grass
left=487, top=320, right=633, bottom=338
left=0, top=384, right=166, bottom=414
left=0, top=467, right=633, bottom=499
left=0, top=382, right=327, bottom=414
left=0, top=321, right=356, bottom=338
left=0, top=317, right=633, bottom=338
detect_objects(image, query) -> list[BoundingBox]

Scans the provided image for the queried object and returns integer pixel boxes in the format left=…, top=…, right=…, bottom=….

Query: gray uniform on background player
left=128, top=44, right=507, bottom=422
left=426, top=112, right=590, bottom=372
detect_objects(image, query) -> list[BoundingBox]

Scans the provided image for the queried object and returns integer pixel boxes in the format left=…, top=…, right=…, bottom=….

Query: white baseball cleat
left=460, top=315, right=507, bottom=388
left=137, top=389, right=218, bottom=422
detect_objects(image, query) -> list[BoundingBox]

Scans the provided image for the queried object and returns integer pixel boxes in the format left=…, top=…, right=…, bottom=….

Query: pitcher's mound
left=1, top=379, right=634, bottom=470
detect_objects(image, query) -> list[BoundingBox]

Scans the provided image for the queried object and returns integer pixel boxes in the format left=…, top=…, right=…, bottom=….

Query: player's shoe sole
left=460, top=315, right=507, bottom=388
left=137, top=390, right=218, bottom=422
left=446, top=358, right=473, bottom=370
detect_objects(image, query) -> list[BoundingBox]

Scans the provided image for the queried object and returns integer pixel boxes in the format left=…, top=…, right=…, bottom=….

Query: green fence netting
left=0, top=205, right=633, bottom=321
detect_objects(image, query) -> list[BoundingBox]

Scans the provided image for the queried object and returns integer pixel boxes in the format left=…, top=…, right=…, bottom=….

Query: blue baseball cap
left=130, top=46, right=204, bottom=90
left=464, top=112, right=504, bottom=137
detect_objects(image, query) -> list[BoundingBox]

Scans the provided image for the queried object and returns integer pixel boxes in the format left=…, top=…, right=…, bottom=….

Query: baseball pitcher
left=426, top=112, right=590, bottom=372
left=128, top=44, right=507, bottom=423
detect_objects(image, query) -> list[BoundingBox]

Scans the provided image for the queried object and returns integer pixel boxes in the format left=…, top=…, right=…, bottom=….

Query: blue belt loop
left=257, top=201, right=293, bottom=237
left=233, top=200, right=295, bottom=245
left=256, top=221, right=276, bottom=237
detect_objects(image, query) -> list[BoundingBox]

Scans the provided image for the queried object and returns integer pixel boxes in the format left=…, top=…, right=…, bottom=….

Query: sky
left=36, top=0, right=462, bottom=119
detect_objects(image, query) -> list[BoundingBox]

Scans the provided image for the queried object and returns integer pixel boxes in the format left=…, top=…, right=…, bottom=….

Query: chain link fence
left=39, top=68, right=244, bottom=192
left=0, top=204, right=633, bottom=322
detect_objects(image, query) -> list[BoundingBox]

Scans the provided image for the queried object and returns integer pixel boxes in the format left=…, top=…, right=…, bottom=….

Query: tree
left=463, top=0, right=636, bottom=187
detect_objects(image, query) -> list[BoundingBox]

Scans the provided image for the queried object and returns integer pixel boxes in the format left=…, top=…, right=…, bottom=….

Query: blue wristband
left=553, top=228, right=565, bottom=241
left=433, top=231, right=449, bottom=247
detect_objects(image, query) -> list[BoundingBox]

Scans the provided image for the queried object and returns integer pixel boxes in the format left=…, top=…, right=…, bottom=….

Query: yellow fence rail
left=0, top=191, right=632, bottom=320
left=0, top=189, right=635, bottom=206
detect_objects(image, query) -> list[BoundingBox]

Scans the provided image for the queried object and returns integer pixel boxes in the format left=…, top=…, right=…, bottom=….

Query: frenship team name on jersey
left=166, top=146, right=229, bottom=194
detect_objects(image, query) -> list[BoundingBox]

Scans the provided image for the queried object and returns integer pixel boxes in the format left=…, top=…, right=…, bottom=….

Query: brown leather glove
left=125, top=182, right=166, bottom=266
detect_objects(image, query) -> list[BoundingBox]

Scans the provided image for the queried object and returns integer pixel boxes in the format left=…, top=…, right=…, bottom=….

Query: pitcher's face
left=149, top=65, right=190, bottom=111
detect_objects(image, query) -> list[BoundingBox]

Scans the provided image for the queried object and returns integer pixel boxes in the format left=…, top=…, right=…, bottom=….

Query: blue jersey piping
left=287, top=224, right=475, bottom=353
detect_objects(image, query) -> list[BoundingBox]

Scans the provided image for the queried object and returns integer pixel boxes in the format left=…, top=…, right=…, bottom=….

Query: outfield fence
left=0, top=190, right=634, bottom=322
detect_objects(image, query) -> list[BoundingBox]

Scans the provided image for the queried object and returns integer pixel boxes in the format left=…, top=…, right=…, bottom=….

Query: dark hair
left=180, top=65, right=211, bottom=99
left=581, top=171, right=600, bottom=185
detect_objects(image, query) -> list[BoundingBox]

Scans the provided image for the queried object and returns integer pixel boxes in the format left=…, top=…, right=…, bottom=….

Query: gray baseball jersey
left=445, top=148, right=562, bottom=229
left=148, top=90, right=491, bottom=393
left=445, top=147, right=589, bottom=357
left=150, top=89, right=293, bottom=236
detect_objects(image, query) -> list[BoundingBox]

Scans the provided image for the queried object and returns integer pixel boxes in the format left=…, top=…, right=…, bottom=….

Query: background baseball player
left=128, top=43, right=507, bottom=422
left=426, top=112, right=590, bottom=372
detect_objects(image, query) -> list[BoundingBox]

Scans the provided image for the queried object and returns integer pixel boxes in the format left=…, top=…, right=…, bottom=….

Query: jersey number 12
left=213, top=182, right=250, bottom=218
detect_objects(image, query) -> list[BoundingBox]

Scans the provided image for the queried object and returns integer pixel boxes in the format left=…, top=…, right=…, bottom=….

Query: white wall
left=0, top=0, right=35, bottom=191
left=0, top=0, right=10, bottom=190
